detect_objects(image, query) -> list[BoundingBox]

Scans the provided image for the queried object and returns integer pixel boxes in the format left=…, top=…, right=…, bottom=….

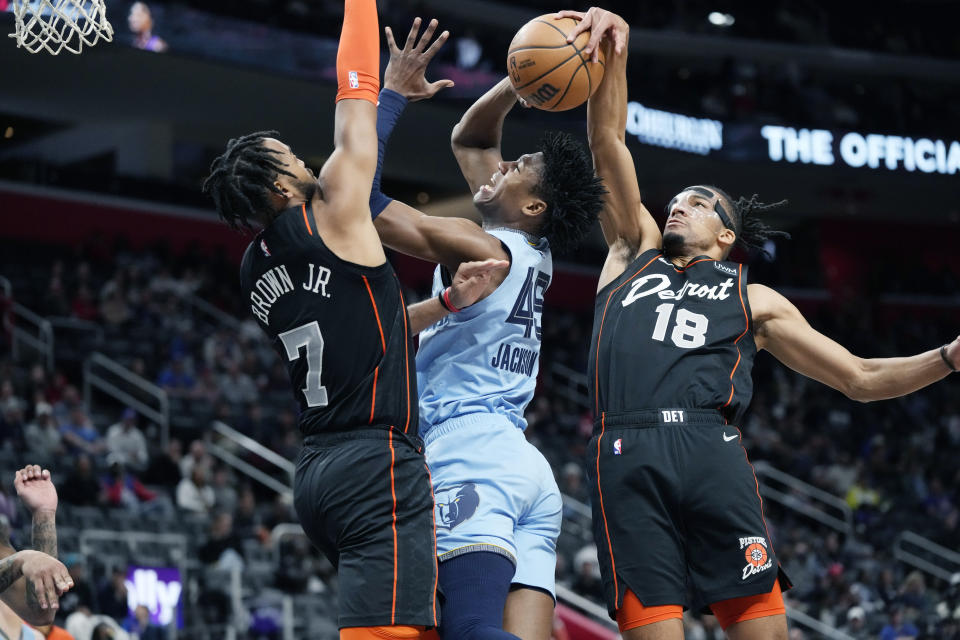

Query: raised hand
left=384, top=17, right=455, bottom=102
left=556, top=7, right=629, bottom=63
left=449, top=259, right=510, bottom=309
left=14, top=465, right=57, bottom=515
left=20, top=550, right=73, bottom=611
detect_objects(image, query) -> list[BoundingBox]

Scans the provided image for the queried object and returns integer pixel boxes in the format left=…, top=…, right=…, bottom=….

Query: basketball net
left=9, top=0, right=114, bottom=55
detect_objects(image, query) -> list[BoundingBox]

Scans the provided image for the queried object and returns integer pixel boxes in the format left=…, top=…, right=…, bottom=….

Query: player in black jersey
left=562, top=7, right=960, bottom=640
left=201, top=3, right=505, bottom=638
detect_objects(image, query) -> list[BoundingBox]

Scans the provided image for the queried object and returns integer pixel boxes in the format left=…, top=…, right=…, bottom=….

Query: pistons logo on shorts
left=738, top=536, right=772, bottom=580
left=613, top=438, right=622, bottom=455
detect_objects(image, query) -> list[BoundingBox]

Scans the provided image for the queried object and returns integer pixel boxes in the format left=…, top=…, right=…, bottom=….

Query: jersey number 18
left=652, top=303, right=709, bottom=349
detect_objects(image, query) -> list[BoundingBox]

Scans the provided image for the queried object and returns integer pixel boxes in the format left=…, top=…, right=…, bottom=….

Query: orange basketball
left=507, top=14, right=606, bottom=112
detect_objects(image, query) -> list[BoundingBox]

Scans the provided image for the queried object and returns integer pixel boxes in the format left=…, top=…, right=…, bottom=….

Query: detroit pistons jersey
left=417, top=228, right=552, bottom=436
left=239, top=204, right=417, bottom=437
left=588, top=249, right=756, bottom=425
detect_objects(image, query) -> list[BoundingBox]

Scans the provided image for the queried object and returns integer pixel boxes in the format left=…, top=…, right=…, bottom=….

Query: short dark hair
left=701, top=185, right=791, bottom=253
left=533, top=131, right=606, bottom=255
left=202, top=130, right=295, bottom=232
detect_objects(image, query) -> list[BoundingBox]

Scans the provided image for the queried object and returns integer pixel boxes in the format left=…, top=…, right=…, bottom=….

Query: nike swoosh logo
left=723, top=432, right=738, bottom=442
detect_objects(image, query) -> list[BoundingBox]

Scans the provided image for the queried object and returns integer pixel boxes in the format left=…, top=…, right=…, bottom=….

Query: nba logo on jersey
left=613, top=438, right=622, bottom=455
left=348, top=71, right=359, bottom=89
left=260, top=239, right=271, bottom=257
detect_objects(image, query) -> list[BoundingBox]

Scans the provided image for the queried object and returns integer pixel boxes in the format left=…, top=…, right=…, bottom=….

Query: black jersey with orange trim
left=239, top=204, right=417, bottom=437
left=588, top=248, right=755, bottom=425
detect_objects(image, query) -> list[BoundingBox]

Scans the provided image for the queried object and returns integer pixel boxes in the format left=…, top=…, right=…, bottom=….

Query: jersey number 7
left=279, top=321, right=329, bottom=408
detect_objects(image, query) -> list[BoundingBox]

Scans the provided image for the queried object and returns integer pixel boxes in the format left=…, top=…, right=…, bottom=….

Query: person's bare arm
left=375, top=202, right=509, bottom=270
left=406, top=258, right=509, bottom=334
left=450, top=77, right=517, bottom=194
left=16, top=466, right=58, bottom=558
left=0, top=549, right=72, bottom=625
left=561, top=8, right=661, bottom=291
left=750, top=283, right=958, bottom=401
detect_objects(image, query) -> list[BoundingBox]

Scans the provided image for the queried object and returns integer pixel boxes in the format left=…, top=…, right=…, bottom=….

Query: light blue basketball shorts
left=423, top=415, right=562, bottom=598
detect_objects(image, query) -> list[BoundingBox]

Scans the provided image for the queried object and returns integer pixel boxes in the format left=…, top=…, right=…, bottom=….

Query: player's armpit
left=374, top=200, right=509, bottom=268
left=749, top=284, right=952, bottom=402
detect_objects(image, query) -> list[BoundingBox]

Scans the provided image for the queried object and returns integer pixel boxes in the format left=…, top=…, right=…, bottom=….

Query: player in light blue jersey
left=365, top=17, right=605, bottom=640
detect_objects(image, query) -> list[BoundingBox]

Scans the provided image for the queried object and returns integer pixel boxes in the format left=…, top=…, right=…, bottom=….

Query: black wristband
left=941, top=345, right=958, bottom=372
left=438, top=289, right=453, bottom=312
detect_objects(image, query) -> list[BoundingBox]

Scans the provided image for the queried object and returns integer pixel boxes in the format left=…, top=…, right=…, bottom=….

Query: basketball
left=507, top=14, right=606, bottom=112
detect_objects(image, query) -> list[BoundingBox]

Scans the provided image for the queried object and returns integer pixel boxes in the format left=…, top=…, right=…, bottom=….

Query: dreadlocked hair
left=534, top=131, right=607, bottom=255
left=704, top=186, right=791, bottom=253
left=202, top=130, right=296, bottom=232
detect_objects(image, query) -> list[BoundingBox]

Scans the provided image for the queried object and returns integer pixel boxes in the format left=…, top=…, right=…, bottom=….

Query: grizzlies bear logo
left=435, top=483, right=480, bottom=530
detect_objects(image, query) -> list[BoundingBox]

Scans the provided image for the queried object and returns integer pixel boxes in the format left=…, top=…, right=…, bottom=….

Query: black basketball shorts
left=585, top=409, right=791, bottom=618
left=294, top=428, right=439, bottom=629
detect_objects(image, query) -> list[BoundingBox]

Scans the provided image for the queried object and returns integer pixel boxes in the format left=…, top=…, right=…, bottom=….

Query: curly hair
left=699, top=185, right=792, bottom=253
left=202, top=131, right=296, bottom=232
left=533, top=131, right=607, bottom=255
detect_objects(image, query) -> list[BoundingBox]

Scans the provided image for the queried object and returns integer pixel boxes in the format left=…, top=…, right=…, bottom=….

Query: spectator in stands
left=0, top=491, right=16, bottom=528
left=105, top=409, right=148, bottom=471
left=57, top=553, right=98, bottom=620
left=141, top=438, right=182, bottom=489
left=233, top=486, right=267, bottom=544
left=569, top=544, right=604, bottom=603
left=218, top=361, right=257, bottom=405
left=96, top=567, right=129, bottom=624
left=99, top=289, right=131, bottom=327
left=59, top=455, right=103, bottom=507
left=198, top=511, right=244, bottom=571
left=880, top=606, right=919, bottom=639
left=24, top=402, right=63, bottom=461
left=210, top=466, right=237, bottom=514
left=155, top=356, right=195, bottom=396
left=175, top=463, right=215, bottom=514
left=53, top=386, right=81, bottom=423
left=125, top=605, right=162, bottom=640
left=0, top=397, right=24, bottom=454
left=70, top=287, right=98, bottom=322
left=42, top=276, right=70, bottom=317
left=274, top=535, right=312, bottom=593
left=60, top=407, right=106, bottom=458
left=178, top=440, right=209, bottom=479
left=102, top=456, right=173, bottom=518
left=839, top=605, right=869, bottom=639
left=127, top=2, right=167, bottom=53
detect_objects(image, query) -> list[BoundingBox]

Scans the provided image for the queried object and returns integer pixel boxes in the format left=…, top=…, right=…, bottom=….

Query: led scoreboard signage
left=626, top=102, right=960, bottom=176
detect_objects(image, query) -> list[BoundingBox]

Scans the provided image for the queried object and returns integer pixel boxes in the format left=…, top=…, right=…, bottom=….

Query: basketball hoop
left=9, top=0, right=114, bottom=55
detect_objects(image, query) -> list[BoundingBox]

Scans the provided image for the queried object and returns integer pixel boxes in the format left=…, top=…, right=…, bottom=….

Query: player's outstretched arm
left=406, top=259, right=509, bottom=335
left=750, top=284, right=958, bottom=401
left=561, top=8, right=662, bottom=291
left=315, top=0, right=380, bottom=235
left=16, top=465, right=59, bottom=559
left=370, top=19, right=508, bottom=272
left=451, top=77, right=518, bottom=195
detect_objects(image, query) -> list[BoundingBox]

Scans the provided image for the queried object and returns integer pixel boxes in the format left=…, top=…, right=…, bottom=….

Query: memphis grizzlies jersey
left=588, top=249, right=756, bottom=425
left=417, top=228, right=552, bottom=436
left=239, top=204, right=417, bottom=437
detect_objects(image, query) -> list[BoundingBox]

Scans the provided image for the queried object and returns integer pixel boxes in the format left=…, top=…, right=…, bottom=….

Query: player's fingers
left=427, top=79, right=455, bottom=94
left=555, top=10, right=584, bottom=21
left=584, top=24, right=605, bottom=58
left=403, top=17, right=422, bottom=50
left=384, top=26, right=399, bottom=54
left=567, top=17, right=592, bottom=43
left=415, top=18, right=439, bottom=51
left=41, top=469, right=51, bottom=481
left=31, top=577, right=49, bottom=609
left=423, top=29, right=449, bottom=59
